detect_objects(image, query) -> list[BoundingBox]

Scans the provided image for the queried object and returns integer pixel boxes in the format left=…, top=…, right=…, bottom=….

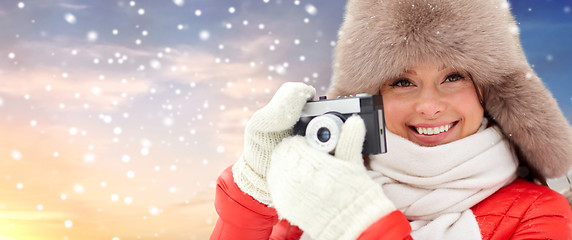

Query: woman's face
left=380, top=63, right=484, bottom=146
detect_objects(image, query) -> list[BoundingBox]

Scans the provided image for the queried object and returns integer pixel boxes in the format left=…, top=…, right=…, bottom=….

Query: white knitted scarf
left=367, top=125, right=518, bottom=239
left=299, top=125, right=518, bottom=240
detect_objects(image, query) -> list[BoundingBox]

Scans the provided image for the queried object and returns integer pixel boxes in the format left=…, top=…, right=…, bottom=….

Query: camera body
left=293, top=94, right=387, bottom=155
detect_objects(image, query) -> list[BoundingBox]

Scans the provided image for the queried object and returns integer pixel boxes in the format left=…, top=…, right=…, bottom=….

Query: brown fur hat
left=327, top=0, right=572, bottom=178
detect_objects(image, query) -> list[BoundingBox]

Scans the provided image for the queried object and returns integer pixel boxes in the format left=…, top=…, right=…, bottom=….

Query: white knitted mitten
left=268, top=116, right=396, bottom=240
left=233, top=82, right=316, bottom=205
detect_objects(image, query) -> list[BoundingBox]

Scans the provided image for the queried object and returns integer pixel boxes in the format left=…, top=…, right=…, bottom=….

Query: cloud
left=0, top=66, right=151, bottom=112
left=163, top=54, right=283, bottom=98
left=212, top=108, right=251, bottom=159
left=159, top=35, right=291, bottom=99
left=0, top=117, right=218, bottom=239
left=1, top=32, right=304, bottom=110
left=5, top=38, right=158, bottom=70
left=0, top=211, right=71, bottom=220
left=160, top=47, right=262, bottom=83
left=58, top=2, right=90, bottom=10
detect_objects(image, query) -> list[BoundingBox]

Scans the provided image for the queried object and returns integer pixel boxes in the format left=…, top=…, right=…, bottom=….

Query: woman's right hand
left=232, top=82, right=316, bottom=205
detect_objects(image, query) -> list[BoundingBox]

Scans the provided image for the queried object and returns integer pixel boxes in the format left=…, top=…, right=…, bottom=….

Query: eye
left=389, top=78, right=415, bottom=87
left=444, top=73, right=465, bottom=82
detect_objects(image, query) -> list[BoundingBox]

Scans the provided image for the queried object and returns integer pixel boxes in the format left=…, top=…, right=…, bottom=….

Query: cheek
left=382, top=97, right=410, bottom=135
left=464, top=108, right=485, bottom=133
left=453, top=91, right=485, bottom=134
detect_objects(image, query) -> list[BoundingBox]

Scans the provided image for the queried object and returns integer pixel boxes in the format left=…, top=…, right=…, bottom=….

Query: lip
left=408, top=121, right=459, bottom=146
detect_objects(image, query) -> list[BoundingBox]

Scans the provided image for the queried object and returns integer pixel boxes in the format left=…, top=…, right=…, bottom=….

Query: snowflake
left=64, top=13, right=76, bottom=24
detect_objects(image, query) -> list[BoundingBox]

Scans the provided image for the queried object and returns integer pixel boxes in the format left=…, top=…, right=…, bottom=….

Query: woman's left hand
left=268, top=116, right=396, bottom=240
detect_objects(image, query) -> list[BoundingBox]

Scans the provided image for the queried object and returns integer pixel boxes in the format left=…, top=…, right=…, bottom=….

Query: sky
left=0, top=0, right=570, bottom=239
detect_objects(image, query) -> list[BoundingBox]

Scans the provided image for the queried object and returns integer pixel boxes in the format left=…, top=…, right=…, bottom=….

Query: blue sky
left=511, top=0, right=572, bottom=118
left=0, top=0, right=570, bottom=239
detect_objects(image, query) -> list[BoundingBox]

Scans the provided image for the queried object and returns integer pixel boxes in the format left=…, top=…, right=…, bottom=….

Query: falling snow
left=84, top=153, right=96, bottom=163
left=199, top=30, right=210, bottom=40
left=73, top=184, right=85, bottom=194
left=64, top=220, right=73, bottom=228
left=11, top=150, right=22, bottom=160
left=173, top=0, right=185, bottom=7
left=305, top=4, right=318, bottom=15
left=86, top=30, right=98, bottom=42
left=64, top=13, right=77, bottom=24
left=0, top=1, right=570, bottom=239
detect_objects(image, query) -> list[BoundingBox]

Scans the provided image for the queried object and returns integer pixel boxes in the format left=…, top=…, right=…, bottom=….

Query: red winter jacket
left=211, top=166, right=572, bottom=240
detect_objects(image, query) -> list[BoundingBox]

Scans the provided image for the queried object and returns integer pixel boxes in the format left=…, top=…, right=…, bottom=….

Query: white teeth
left=416, top=123, right=454, bottom=135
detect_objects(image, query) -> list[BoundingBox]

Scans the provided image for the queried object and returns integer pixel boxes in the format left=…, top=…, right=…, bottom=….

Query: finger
left=334, top=115, right=366, bottom=164
left=249, top=82, right=316, bottom=132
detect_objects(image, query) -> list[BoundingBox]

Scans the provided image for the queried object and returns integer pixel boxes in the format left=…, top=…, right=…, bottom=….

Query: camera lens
left=304, top=113, right=344, bottom=153
left=317, top=127, right=331, bottom=142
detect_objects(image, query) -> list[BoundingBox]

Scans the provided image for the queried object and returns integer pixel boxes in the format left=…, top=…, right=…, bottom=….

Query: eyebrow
left=403, top=64, right=451, bottom=75
left=404, top=69, right=417, bottom=75
left=439, top=64, right=448, bottom=71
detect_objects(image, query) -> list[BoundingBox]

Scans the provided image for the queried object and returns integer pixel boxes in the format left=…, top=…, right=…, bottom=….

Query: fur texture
left=327, top=0, right=572, bottom=178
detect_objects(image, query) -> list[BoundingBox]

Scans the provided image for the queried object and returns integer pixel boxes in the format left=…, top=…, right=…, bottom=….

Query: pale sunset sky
left=0, top=0, right=571, bottom=239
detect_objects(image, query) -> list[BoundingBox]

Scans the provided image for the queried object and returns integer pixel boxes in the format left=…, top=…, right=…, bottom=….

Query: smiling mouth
left=412, top=122, right=457, bottom=135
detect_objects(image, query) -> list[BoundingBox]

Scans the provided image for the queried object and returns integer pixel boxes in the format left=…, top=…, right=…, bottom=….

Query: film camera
left=293, top=94, right=387, bottom=155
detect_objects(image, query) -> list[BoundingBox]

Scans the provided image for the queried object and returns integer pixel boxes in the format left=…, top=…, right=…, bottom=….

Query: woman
left=210, top=0, right=572, bottom=239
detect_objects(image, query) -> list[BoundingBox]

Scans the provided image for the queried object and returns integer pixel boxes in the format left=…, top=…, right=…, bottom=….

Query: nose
left=415, top=86, right=446, bottom=118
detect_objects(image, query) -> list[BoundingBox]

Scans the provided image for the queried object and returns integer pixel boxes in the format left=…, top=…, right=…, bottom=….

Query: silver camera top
left=300, top=93, right=373, bottom=117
